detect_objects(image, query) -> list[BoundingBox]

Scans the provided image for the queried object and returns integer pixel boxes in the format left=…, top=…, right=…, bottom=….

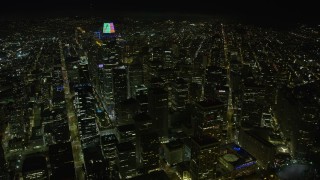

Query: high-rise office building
left=134, top=112, right=152, bottom=133
left=78, top=61, right=91, bottom=85
left=79, top=118, right=99, bottom=146
left=241, top=78, right=266, bottom=127
left=164, top=50, right=174, bottom=69
left=74, top=62, right=98, bottom=147
left=134, top=112, right=152, bottom=166
left=149, top=76, right=165, bottom=89
left=136, top=93, right=148, bottom=113
left=163, top=139, right=184, bottom=165
left=148, top=87, right=168, bottom=137
left=99, top=57, right=119, bottom=105
left=83, top=145, right=107, bottom=179
left=189, top=82, right=202, bottom=103
left=134, top=84, right=148, bottom=97
left=116, top=98, right=139, bottom=125
left=188, top=136, right=220, bottom=180
left=151, top=47, right=163, bottom=62
left=192, top=100, right=226, bottom=142
left=171, top=77, right=189, bottom=111
left=238, top=128, right=276, bottom=169
left=157, top=68, right=175, bottom=86
left=22, top=155, right=48, bottom=180
left=145, top=45, right=164, bottom=86
left=276, top=83, right=320, bottom=160
left=116, top=142, right=137, bottom=179
left=100, top=134, right=118, bottom=168
left=204, top=66, right=228, bottom=104
left=129, top=63, right=144, bottom=98
left=113, top=66, right=127, bottom=108
left=139, top=131, right=160, bottom=172
left=210, top=34, right=224, bottom=67
left=49, top=142, right=75, bottom=179
left=115, top=123, right=136, bottom=143
left=112, top=66, right=128, bottom=122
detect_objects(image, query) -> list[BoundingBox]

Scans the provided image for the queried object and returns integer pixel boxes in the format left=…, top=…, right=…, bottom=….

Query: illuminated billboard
left=103, top=23, right=115, bottom=33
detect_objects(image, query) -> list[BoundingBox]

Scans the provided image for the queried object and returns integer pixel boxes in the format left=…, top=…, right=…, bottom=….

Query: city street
left=222, top=24, right=235, bottom=142
left=60, top=41, right=85, bottom=180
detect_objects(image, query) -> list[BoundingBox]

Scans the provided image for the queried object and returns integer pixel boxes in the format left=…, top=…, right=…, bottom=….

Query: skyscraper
left=189, top=136, right=220, bottom=180
left=129, top=63, right=144, bottom=98
left=100, top=134, right=118, bottom=172
left=83, top=145, right=107, bottom=179
left=139, top=131, right=160, bottom=172
left=193, top=100, right=226, bottom=142
left=113, top=66, right=127, bottom=108
left=148, top=87, right=168, bottom=137
left=22, top=155, right=48, bottom=180
left=116, top=142, right=137, bottom=179
left=238, top=129, right=276, bottom=169
left=171, top=77, right=189, bottom=111
left=49, top=142, right=75, bottom=179
left=74, top=62, right=98, bottom=147
left=241, top=78, right=266, bottom=127
left=164, top=50, right=174, bottom=69
left=204, top=66, right=228, bottom=103
left=99, top=57, right=119, bottom=105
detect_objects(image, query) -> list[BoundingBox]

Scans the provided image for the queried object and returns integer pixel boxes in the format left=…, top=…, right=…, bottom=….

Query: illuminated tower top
left=103, top=22, right=115, bottom=33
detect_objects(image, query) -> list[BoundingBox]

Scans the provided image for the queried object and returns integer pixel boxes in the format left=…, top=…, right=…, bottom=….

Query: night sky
left=0, top=0, right=318, bottom=25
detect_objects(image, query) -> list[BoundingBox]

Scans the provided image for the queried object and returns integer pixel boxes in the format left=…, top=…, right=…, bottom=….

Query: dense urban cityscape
left=0, top=15, right=319, bottom=179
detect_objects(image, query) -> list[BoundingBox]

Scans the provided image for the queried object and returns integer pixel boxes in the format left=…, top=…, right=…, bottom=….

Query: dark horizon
left=0, top=1, right=318, bottom=26
left=1, top=1, right=320, bottom=179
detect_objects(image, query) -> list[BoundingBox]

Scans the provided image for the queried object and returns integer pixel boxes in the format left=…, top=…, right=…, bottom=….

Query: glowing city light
left=233, top=146, right=241, bottom=151
left=103, top=23, right=115, bottom=33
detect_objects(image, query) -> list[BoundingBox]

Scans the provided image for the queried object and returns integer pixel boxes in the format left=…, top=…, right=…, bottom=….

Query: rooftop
left=192, top=136, right=219, bottom=149
left=221, top=143, right=256, bottom=169
left=117, top=123, right=135, bottom=132
left=134, top=112, right=151, bottom=122
left=117, top=141, right=135, bottom=152
left=165, top=139, right=183, bottom=151
left=22, top=155, right=47, bottom=173
left=196, top=99, right=224, bottom=109
left=149, top=87, right=168, bottom=95
left=244, top=130, right=275, bottom=148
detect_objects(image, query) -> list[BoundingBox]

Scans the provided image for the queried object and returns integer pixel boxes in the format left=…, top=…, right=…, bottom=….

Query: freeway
left=59, top=41, right=85, bottom=180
